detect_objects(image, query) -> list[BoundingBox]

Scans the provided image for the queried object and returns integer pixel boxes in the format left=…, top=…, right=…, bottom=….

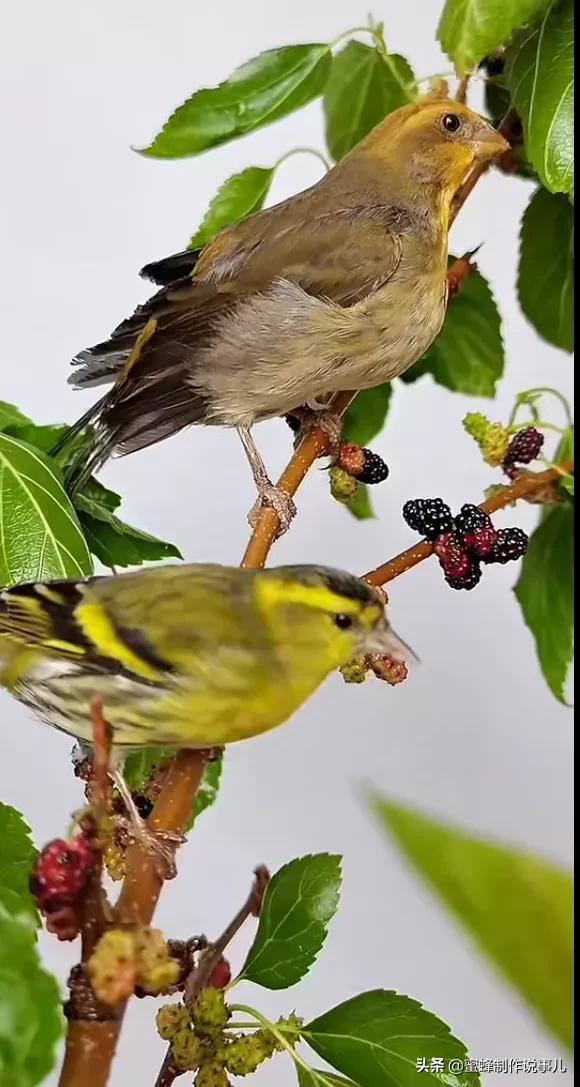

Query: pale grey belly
left=191, top=276, right=447, bottom=426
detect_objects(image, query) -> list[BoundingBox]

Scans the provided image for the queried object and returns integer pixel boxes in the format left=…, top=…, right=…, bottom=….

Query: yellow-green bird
left=0, top=563, right=398, bottom=751
left=59, top=99, right=507, bottom=527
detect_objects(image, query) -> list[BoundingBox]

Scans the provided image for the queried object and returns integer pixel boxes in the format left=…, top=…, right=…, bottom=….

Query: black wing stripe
left=110, top=619, right=174, bottom=675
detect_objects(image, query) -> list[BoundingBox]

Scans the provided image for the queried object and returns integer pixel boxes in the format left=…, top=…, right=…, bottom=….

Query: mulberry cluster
left=156, top=989, right=299, bottom=1082
left=403, top=499, right=528, bottom=590
left=329, top=441, right=389, bottom=505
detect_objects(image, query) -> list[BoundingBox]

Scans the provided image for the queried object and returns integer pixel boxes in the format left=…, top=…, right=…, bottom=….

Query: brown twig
left=154, top=866, right=270, bottom=1087
left=89, top=697, right=112, bottom=815
left=241, top=390, right=357, bottom=568
left=58, top=751, right=209, bottom=1087
left=455, top=72, right=471, bottom=103
left=77, top=700, right=112, bottom=960
left=363, top=462, right=574, bottom=586
left=184, top=864, right=269, bottom=1003
left=154, top=1057, right=180, bottom=1087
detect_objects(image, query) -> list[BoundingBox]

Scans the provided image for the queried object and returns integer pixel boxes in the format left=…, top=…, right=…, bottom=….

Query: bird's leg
left=110, top=766, right=184, bottom=880
left=293, top=400, right=344, bottom=455
left=237, top=425, right=296, bottom=535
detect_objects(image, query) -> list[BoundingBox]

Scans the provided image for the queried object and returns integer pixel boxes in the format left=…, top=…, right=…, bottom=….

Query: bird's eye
left=334, top=613, right=354, bottom=630
left=442, top=112, right=462, bottom=133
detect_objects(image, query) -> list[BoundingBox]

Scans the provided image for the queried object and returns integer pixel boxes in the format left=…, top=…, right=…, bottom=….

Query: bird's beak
left=364, top=624, right=419, bottom=664
left=473, top=126, right=510, bottom=162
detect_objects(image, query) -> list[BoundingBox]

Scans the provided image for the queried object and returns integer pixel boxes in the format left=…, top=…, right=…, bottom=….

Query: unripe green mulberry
left=463, top=412, right=490, bottom=442
left=329, top=466, right=359, bottom=503
left=135, top=928, right=181, bottom=995
left=463, top=412, right=509, bottom=467
left=195, top=1062, right=229, bottom=1087
left=224, top=1033, right=272, bottom=1075
left=155, top=1003, right=191, bottom=1041
left=253, top=1028, right=278, bottom=1058
left=340, top=657, right=368, bottom=684
left=191, top=987, right=230, bottom=1038
left=87, top=929, right=136, bottom=1005
left=482, top=424, right=509, bottom=467
left=171, top=1028, right=205, bottom=1072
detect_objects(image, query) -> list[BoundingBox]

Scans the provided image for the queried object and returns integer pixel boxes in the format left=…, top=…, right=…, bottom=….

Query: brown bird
left=61, top=99, right=507, bottom=528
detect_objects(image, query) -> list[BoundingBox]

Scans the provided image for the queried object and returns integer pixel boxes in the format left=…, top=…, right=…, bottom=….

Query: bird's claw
left=248, top=483, right=297, bottom=537
left=293, top=408, right=343, bottom=455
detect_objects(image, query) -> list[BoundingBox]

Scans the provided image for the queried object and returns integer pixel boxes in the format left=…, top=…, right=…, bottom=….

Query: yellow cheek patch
left=76, top=602, right=161, bottom=681
left=255, top=578, right=364, bottom=617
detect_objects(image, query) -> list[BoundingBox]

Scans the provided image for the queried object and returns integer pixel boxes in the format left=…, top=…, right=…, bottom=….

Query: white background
left=0, top=1, right=573, bottom=1085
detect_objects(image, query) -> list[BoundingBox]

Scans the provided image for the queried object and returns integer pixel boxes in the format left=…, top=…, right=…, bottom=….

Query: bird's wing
left=0, top=578, right=167, bottom=684
left=86, top=564, right=274, bottom=694
left=193, top=199, right=405, bottom=305
left=73, top=199, right=404, bottom=380
left=140, top=247, right=202, bottom=286
left=67, top=197, right=405, bottom=464
left=1, top=569, right=273, bottom=706
left=1, top=580, right=93, bottom=658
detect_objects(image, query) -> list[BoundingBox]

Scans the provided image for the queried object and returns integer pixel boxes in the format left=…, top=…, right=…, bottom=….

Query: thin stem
left=455, top=72, right=471, bottom=103
left=76, top=701, right=111, bottom=963
left=90, top=697, right=112, bottom=815
left=153, top=867, right=269, bottom=1087
left=363, top=461, right=574, bottom=587
left=228, top=1006, right=345, bottom=1085
left=372, top=23, right=417, bottom=98
left=223, top=1021, right=263, bottom=1030
left=507, top=421, right=566, bottom=435
left=59, top=751, right=209, bottom=1087
left=524, top=387, right=573, bottom=426
left=414, top=69, right=457, bottom=86
left=228, top=1005, right=315, bottom=1077
left=329, top=25, right=376, bottom=49
left=153, top=1059, right=180, bottom=1087
left=275, top=147, right=331, bottom=173
left=508, top=387, right=573, bottom=429
left=381, top=51, right=417, bottom=97
left=184, top=866, right=269, bottom=1003
left=539, top=456, right=571, bottom=477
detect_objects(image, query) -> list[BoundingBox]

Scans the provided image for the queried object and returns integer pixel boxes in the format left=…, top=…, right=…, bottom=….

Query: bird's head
left=360, top=98, right=509, bottom=208
left=255, top=565, right=410, bottom=672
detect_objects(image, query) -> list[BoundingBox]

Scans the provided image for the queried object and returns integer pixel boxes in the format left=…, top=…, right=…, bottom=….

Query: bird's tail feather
left=49, top=395, right=121, bottom=493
